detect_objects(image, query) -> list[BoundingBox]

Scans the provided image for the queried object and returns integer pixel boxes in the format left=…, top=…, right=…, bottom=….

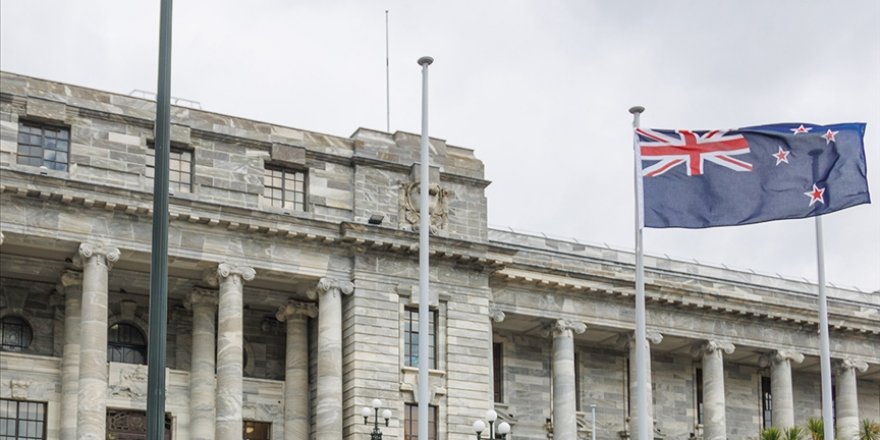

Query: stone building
left=0, top=71, right=877, bottom=440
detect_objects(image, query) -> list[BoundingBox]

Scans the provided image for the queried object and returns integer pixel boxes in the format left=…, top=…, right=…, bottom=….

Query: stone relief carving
left=400, top=181, right=449, bottom=234
left=109, top=364, right=148, bottom=399
left=10, top=380, right=31, bottom=399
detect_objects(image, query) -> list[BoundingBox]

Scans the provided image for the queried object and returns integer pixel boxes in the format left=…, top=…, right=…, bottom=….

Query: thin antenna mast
left=385, top=10, right=391, bottom=132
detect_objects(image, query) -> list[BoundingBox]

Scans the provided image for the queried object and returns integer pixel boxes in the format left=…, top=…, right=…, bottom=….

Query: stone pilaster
left=59, top=270, right=83, bottom=440
left=306, top=278, right=354, bottom=440
left=74, top=243, right=119, bottom=440
left=692, top=340, right=734, bottom=440
left=276, top=300, right=318, bottom=440
left=544, top=319, right=586, bottom=440
left=209, top=263, right=255, bottom=440
left=835, top=359, right=869, bottom=440
left=620, top=331, right=663, bottom=440
left=187, top=288, right=219, bottom=440
left=759, top=350, right=804, bottom=429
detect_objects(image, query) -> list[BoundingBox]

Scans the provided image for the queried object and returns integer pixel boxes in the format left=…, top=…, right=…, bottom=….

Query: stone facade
left=0, top=71, right=878, bottom=440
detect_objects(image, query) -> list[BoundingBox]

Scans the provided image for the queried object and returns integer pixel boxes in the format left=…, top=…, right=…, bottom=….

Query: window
left=0, top=399, right=46, bottom=440
left=243, top=421, right=271, bottom=440
left=761, top=376, right=772, bottom=428
left=263, top=165, right=306, bottom=211
left=695, top=368, right=703, bottom=424
left=404, top=404, right=437, bottom=440
left=16, top=122, right=69, bottom=171
left=108, top=323, right=147, bottom=365
left=493, top=342, right=503, bottom=403
left=0, top=316, right=33, bottom=352
left=404, top=308, right=436, bottom=369
left=146, top=144, right=193, bottom=193
left=575, top=352, right=582, bottom=412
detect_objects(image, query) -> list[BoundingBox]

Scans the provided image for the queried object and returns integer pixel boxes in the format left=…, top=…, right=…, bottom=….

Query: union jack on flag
left=635, top=123, right=870, bottom=229
left=636, top=128, right=752, bottom=177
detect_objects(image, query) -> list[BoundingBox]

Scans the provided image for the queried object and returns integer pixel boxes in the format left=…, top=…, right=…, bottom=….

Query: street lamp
left=472, top=409, right=511, bottom=439
left=361, top=398, right=392, bottom=440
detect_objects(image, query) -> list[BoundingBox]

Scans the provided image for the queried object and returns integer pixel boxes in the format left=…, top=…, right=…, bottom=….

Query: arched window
left=0, top=315, right=33, bottom=352
left=108, top=322, right=147, bottom=364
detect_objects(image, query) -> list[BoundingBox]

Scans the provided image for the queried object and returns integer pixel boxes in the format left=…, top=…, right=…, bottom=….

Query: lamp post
left=472, top=409, right=511, bottom=439
left=361, top=399, right=392, bottom=440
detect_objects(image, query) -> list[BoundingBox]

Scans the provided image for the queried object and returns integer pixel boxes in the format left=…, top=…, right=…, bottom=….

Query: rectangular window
left=404, top=404, right=437, bottom=440
left=493, top=342, right=503, bottom=403
left=146, top=144, right=193, bottom=193
left=695, top=368, right=704, bottom=424
left=243, top=421, right=271, bottom=440
left=263, top=165, right=306, bottom=211
left=761, top=376, right=772, bottom=428
left=16, top=122, right=69, bottom=171
left=575, top=353, right=582, bottom=412
left=404, top=308, right=436, bottom=369
left=0, top=399, right=47, bottom=440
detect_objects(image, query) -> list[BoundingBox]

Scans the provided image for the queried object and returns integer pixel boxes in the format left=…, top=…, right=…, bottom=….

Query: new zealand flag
left=636, top=123, right=870, bottom=228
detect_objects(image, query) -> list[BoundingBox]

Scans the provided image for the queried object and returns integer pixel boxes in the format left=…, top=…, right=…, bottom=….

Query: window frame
left=16, top=120, right=70, bottom=171
left=107, top=322, right=148, bottom=365
left=0, top=399, right=47, bottom=440
left=242, top=420, right=271, bottom=440
left=403, top=307, right=437, bottom=369
left=146, top=141, right=194, bottom=194
left=0, top=315, right=34, bottom=352
left=493, top=342, right=504, bottom=404
left=761, top=375, right=772, bottom=428
left=262, top=163, right=307, bottom=212
left=695, top=367, right=704, bottom=425
left=404, top=403, right=437, bottom=440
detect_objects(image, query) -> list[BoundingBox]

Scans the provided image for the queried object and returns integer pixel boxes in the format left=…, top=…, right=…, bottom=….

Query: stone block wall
left=724, top=362, right=761, bottom=438
left=652, top=352, right=698, bottom=439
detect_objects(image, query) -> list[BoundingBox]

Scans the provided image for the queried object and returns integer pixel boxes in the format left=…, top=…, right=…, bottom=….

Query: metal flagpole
left=629, top=106, right=649, bottom=440
left=385, top=10, right=391, bottom=133
left=147, top=0, right=173, bottom=438
left=417, top=55, right=434, bottom=440
left=815, top=216, right=835, bottom=440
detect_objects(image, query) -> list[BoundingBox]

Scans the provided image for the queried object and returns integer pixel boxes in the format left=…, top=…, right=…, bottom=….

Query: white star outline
left=790, top=124, right=812, bottom=135
left=771, top=146, right=790, bottom=166
left=804, top=184, right=825, bottom=207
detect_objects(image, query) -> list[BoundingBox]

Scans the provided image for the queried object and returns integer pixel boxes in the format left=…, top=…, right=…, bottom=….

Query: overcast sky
left=2, top=1, right=878, bottom=292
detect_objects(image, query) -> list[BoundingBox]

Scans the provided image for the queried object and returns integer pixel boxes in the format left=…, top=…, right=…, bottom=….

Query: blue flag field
left=636, top=123, right=870, bottom=228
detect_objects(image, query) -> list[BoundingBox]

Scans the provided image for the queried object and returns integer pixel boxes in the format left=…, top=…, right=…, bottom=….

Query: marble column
left=306, top=278, right=354, bottom=440
left=835, top=359, right=869, bottom=440
left=75, top=243, right=119, bottom=440
left=621, top=331, right=663, bottom=440
left=692, top=340, right=734, bottom=440
left=276, top=300, right=318, bottom=440
left=545, top=319, right=586, bottom=440
left=59, top=270, right=83, bottom=440
left=187, top=288, right=219, bottom=440
left=759, top=350, right=804, bottom=429
left=210, top=263, right=255, bottom=440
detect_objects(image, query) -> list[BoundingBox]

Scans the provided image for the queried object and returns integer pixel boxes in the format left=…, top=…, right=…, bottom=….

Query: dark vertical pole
left=147, top=0, right=173, bottom=438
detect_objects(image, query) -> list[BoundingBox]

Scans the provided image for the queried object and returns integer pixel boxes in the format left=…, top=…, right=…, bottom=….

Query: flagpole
left=629, top=106, right=649, bottom=440
left=417, top=55, right=434, bottom=440
left=815, top=216, right=835, bottom=440
left=385, top=10, right=391, bottom=133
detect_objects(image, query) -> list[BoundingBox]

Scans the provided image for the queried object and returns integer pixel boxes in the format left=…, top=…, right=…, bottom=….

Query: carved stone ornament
left=835, top=358, right=869, bottom=375
left=76, top=243, right=121, bottom=269
left=10, top=380, right=31, bottom=399
left=692, top=340, right=735, bottom=358
left=542, top=319, right=587, bottom=338
left=60, top=269, right=83, bottom=289
left=205, top=263, right=256, bottom=286
left=400, top=181, right=449, bottom=234
left=617, top=330, right=663, bottom=349
left=488, top=304, right=506, bottom=323
left=184, top=288, right=218, bottom=310
left=109, top=364, right=148, bottom=399
left=307, top=277, right=354, bottom=300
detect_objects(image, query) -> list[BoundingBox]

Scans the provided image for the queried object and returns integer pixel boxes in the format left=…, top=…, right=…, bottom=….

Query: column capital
left=204, top=263, right=255, bottom=286
left=759, top=349, right=804, bottom=367
left=617, top=330, right=663, bottom=348
left=306, top=277, right=354, bottom=300
left=276, top=300, right=318, bottom=322
left=488, top=304, right=506, bottom=323
left=76, top=243, right=120, bottom=270
left=835, top=358, right=869, bottom=375
left=692, top=340, right=735, bottom=358
left=184, top=288, right=218, bottom=310
left=59, top=269, right=83, bottom=289
left=543, top=319, right=586, bottom=338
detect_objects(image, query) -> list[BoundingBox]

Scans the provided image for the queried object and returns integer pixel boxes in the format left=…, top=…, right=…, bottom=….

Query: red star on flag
left=771, top=146, right=790, bottom=165
left=790, top=124, right=812, bottom=135
left=804, top=184, right=825, bottom=206
left=821, top=129, right=839, bottom=144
